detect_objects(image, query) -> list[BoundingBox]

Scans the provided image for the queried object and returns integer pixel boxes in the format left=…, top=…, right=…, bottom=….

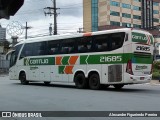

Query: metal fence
left=0, top=60, right=9, bottom=74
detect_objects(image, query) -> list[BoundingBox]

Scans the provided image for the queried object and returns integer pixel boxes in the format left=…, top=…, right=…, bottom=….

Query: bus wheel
left=74, top=73, right=88, bottom=89
left=113, top=84, right=124, bottom=89
left=20, top=72, right=29, bottom=85
left=44, top=82, right=51, bottom=85
left=89, top=74, right=101, bottom=90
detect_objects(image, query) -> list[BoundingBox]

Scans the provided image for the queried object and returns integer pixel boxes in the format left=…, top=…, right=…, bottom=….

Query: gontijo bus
left=7, top=28, right=154, bottom=89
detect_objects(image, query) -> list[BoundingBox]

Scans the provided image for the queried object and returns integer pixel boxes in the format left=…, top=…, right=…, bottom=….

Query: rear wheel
left=20, top=72, right=29, bottom=85
left=74, top=73, right=88, bottom=89
left=113, top=84, right=124, bottom=89
left=89, top=74, right=101, bottom=90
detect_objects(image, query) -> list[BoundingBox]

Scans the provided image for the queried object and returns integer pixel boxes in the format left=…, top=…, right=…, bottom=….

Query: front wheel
left=20, top=72, right=29, bottom=85
left=89, top=74, right=101, bottom=90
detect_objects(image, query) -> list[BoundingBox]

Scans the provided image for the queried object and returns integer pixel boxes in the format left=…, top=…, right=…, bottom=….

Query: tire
left=89, top=74, right=101, bottom=90
left=74, top=73, right=88, bottom=89
left=113, top=84, right=124, bottom=89
left=44, top=82, right=51, bottom=85
left=20, top=72, right=29, bottom=85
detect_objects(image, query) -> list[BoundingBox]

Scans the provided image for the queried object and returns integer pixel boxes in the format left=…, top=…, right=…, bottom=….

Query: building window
left=153, top=2, right=159, bottom=6
left=110, top=0, right=120, bottom=7
left=153, top=18, right=159, bottom=23
left=91, top=0, right=98, bottom=32
left=110, top=21, right=120, bottom=26
left=110, top=11, right=120, bottom=16
left=133, top=6, right=141, bottom=11
left=122, top=23, right=131, bottom=27
left=133, top=24, right=141, bottom=28
left=153, top=10, right=159, bottom=14
left=122, top=13, right=131, bottom=18
left=133, top=15, right=141, bottom=20
left=122, top=3, right=131, bottom=9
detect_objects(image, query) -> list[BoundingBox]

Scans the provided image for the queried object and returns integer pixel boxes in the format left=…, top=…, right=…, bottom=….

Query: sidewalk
left=150, top=80, right=160, bottom=85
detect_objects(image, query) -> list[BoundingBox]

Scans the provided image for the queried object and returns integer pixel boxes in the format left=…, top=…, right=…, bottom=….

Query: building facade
left=0, top=25, right=6, bottom=41
left=83, top=0, right=160, bottom=36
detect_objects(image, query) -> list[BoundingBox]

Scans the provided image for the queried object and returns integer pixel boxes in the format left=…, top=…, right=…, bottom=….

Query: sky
left=0, top=0, right=83, bottom=39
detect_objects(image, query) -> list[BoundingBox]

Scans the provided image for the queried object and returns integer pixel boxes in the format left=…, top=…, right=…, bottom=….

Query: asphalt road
left=0, top=75, right=160, bottom=120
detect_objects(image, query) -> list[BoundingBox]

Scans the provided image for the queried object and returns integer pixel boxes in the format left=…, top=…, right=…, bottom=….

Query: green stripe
left=59, top=66, right=65, bottom=74
left=62, top=56, right=70, bottom=65
left=132, top=56, right=153, bottom=64
left=80, top=55, right=88, bottom=64
left=80, top=53, right=152, bottom=65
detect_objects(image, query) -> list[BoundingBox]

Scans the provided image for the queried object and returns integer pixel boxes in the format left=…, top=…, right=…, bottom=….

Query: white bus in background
left=7, top=28, right=154, bottom=89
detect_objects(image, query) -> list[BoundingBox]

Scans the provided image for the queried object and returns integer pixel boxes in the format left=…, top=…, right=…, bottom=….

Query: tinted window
left=33, top=42, right=47, bottom=56
left=110, top=32, right=125, bottom=50
left=94, top=34, right=109, bottom=52
left=15, top=44, right=22, bottom=61
left=77, top=37, right=92, bottom=53
left=48, top=40, right=60, bottom=55
left=60, top=39, right=76, bottom=54
left=20, top=43, right=34, bottom=58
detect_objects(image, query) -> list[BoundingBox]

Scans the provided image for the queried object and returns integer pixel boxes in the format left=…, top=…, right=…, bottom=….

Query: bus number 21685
left=100, top=56, right=122, bottom=63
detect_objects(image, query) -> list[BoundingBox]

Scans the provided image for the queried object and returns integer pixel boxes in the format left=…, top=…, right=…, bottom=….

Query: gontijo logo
left=132, top=32, right=153, bottom=45
left=24, top=57, right=54, bottom=66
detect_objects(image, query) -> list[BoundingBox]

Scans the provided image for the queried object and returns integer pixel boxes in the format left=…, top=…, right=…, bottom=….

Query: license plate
left=140, top=77, right=144, bottom=80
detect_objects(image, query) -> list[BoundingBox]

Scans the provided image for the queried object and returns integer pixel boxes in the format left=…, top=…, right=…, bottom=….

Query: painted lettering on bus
left=100, top=56, right=122, bottom=63
left=135, top=65, right=148, bottom=70
left=29, top=59, right=49, bottom=65
left=132, top=35, right=147, bottom=41
left=136, top=46, right=150, bottom=51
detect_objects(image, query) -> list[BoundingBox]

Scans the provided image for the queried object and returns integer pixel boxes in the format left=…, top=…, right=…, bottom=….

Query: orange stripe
left=64, top=66, right=74, bottom=74
left=69, top=56, right=79, bottom=65
left=83, top=32, right=92, bottom=37
left=56, top=56, right=62, bottom=65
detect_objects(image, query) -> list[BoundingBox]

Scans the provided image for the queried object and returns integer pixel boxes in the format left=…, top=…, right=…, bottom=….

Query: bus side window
left=60, top=38, right=76, bottom=54
left=77, top=37, right=92, bottom=53
left=111, top=32, right=125, bottom=50
left=33, top=42, right=47, bottom=56
left=48, top=40, right=60, bottom=55
left=94, top=34, right=109, bottom=52
left=20, top=43, right=33, bottom=59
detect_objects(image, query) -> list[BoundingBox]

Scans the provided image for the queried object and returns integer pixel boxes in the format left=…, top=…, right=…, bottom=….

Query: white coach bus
left=7, top=28, right=154, bottom=89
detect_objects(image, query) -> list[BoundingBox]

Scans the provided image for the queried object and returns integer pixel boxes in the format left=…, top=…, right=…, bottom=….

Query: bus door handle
left=51, top=72, right=54, bottom=73
left=41, top=72, right=44, bottom=73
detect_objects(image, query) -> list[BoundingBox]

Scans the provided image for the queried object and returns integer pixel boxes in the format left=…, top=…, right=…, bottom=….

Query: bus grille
left=108, top=65, right=122, bottom=82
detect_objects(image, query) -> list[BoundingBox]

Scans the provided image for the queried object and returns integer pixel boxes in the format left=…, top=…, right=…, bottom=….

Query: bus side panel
left=50, top=65, right=63, bottom=82
left=39, top=66, right=51, bottom=82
